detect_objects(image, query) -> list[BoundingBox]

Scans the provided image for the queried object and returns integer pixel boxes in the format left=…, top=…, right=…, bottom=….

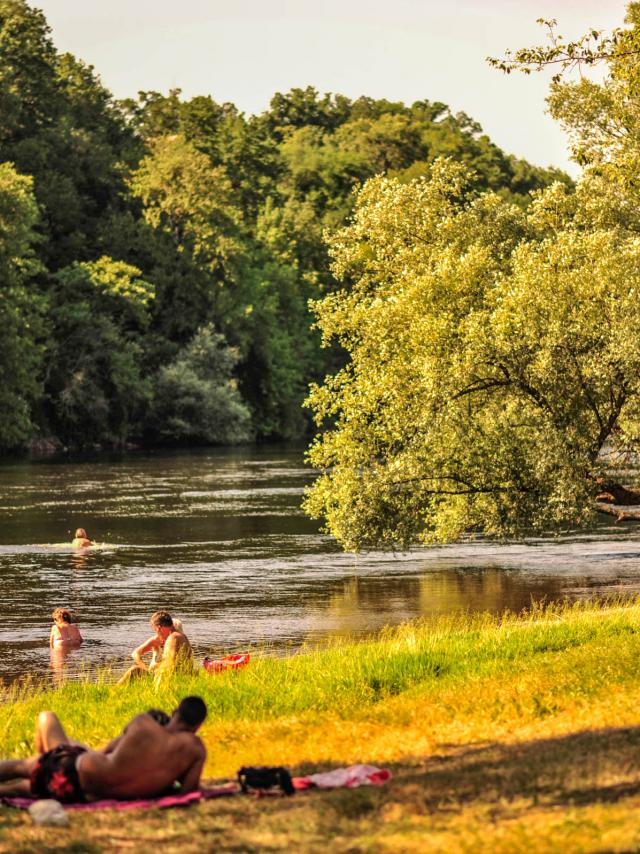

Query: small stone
left=28, top=799, right=69, bottom=826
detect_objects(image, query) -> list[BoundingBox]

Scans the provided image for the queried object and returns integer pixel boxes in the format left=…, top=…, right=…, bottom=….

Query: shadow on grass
left=381, top=725, right=640, bottom=812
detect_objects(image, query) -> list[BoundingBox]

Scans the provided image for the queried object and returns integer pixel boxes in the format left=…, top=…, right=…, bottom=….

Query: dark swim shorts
left=30, top=744, right=87, bottom=803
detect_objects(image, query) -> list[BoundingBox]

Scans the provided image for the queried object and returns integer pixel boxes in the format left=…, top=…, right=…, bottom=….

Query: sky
left=35, top=0, right=627, bottom=175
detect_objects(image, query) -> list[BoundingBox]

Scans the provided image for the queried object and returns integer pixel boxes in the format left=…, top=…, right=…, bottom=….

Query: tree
left=303, top=160, right=640, bottom=549
left=0, top=1, right=135, bottom=270
left=129, top=134, right=243, bottom=323
left=45, top=258, right=154, bottom=447
left=303, top=4, right=640, bottom=549
left=147, top=324, right=251, bottom=445
left=0, top=161, right=43, bottom=450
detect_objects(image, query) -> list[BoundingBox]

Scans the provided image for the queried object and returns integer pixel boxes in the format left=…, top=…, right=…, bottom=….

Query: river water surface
left=1, top=445, right=640, bottom=683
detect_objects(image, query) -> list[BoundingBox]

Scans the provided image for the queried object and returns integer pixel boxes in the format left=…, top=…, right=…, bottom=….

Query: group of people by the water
left=0, top=526, right=208, bottom=803
left=54, top=527, right=194, bottom=682
left=49, top=607, right=191, bottom=682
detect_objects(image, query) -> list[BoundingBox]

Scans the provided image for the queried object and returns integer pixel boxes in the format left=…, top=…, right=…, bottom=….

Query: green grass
left=3, top=599, right=640, bottom=851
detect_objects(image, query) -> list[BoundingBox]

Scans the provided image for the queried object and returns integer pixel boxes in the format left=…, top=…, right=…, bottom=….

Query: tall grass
left=2, top=597, right=639, bottom=766
left=3, top=599, right=640, bottom=852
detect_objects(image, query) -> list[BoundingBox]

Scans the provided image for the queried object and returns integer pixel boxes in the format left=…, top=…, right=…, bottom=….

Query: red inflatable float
left=203, top=653, right=250, bottom=674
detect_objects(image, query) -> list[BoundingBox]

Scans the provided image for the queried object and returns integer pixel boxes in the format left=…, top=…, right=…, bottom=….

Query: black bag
left=237, top=765, right=295, bottom=796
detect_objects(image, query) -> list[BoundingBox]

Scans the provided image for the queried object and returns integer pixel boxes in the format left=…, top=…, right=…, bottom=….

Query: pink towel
left=293, top=764, right=392, bottom=790
left=1, top=783, right=240, bottom=811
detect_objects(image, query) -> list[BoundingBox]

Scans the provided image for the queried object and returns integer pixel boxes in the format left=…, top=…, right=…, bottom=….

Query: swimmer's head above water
left=71, top=528, right=93, bottom=548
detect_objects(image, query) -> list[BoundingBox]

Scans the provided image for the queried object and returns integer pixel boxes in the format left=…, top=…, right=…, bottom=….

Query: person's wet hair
left=52, top=608, right=73, bottom=624
left=150, top=610, right=173, bottom=629
left=74, top=528, right=87, bottom=539
left=175, top=696, right=207, bottom=728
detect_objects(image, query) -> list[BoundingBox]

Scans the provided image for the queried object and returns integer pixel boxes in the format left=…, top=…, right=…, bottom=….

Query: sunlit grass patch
left=2, top=598, right=640, bottom=851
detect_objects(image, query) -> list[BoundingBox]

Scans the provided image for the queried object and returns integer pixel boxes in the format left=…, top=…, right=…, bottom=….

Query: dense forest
left=0, top=0, right=569, bottom=454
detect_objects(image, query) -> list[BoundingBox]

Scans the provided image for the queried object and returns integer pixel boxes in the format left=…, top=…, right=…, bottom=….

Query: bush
left=148, top=324, right=252, bottom=445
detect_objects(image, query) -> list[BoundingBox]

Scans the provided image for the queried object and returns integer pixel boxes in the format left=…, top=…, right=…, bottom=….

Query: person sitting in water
left=117, top=610, right=193, bottom=685
left=71, top=528, right=93, bottom=549
left=49, top=608, right=83, bottom=649
left=0, top=697, right=207, bottom=802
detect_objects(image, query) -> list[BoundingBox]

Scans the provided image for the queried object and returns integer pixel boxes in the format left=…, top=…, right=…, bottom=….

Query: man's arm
left=131, top=635, right=160, bottom=671
left=177, top=742, right=206, bottom=793
left=102, top=715, right=149, bottom=754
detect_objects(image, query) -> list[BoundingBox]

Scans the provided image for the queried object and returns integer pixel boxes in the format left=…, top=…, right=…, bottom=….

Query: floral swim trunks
left=30, top=744, right=87, bottom=803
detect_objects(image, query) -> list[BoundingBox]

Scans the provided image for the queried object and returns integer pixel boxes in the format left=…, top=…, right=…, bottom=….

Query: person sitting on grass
left=117, top=610, right=193, bottom=685
left=49, top=607, right=83, bottom=649
left=71, top=528, right=93, bottom=549
left=0, top=697, right=207, bottom=803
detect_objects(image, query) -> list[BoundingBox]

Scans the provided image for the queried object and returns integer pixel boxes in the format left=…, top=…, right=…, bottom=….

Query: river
left=1, top=445, right=639, bottom=683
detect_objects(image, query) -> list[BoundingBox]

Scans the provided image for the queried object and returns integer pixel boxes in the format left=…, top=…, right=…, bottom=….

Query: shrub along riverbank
left=2, top=600, right=640, bottom=851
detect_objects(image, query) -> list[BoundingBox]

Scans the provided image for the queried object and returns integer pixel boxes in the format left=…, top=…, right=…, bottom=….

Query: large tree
left=304, top=159, right=640, bottom=549
left=305, top=4, right=640, bottom=549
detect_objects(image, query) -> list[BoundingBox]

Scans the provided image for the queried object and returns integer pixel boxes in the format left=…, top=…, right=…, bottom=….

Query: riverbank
left=2, top=600, right=640, bottom=852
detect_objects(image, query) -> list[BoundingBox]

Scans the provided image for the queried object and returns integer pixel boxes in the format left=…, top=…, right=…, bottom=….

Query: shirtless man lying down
left=0, top=696, right=207, bottom=802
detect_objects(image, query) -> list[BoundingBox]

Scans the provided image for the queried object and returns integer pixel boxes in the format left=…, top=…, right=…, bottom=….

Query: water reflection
left=1, top=445, right=640, bottom=683
left=50, top=644, right=78, bottom=686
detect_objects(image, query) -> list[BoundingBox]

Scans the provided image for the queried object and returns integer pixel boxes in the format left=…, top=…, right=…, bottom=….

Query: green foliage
left=45, top=259, right=153, bottom=446
left=305, top=161, right=640, bottom=548
left=0, top=161, right=43, bottom=448
left=0, top=1, right=569, bottom=453
left=0, top=1, right=135, bottom=270
left=304, top=4, right=640, bottom=549
left=148, top=324, right=251, bottom=445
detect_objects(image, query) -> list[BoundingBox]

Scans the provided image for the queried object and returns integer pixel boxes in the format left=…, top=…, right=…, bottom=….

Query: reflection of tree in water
left=323, top=567, right=572, bottom=638
left=418, top=567, right=569, bottom=618
left=324, top=574, right=423, bottom=639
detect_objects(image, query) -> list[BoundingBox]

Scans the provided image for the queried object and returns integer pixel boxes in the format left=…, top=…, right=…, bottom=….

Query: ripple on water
left=1, top=446, right=640, bottom=682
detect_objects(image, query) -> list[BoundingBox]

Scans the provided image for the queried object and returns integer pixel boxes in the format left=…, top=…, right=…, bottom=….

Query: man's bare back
left=0, top=696, right=207, bottom=802
left=78, top=713, right=205, bottom=799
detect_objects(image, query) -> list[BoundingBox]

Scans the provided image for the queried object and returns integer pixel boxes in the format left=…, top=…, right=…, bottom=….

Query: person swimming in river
left=71, top=528, right=94, bottom=549
left=49, top=608, right=83, bottom=649
left=117, top=610, right=193, bottom=685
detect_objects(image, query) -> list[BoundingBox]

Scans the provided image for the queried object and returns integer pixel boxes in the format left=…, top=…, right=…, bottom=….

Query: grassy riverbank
left=3, top=600, right=640, bottom=852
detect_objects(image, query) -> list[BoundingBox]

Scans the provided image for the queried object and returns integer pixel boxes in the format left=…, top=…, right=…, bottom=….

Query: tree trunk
left=594, top=480, right=640, bottom=506
left=593, top=479, right=640, bottom=522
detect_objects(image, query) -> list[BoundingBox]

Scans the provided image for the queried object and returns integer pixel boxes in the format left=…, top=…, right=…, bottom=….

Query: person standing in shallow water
left=71, top=528, right=93, bottom=548
left=117, top=610, right=193, bottom=685
left=49, top=608, right=83, bottom=649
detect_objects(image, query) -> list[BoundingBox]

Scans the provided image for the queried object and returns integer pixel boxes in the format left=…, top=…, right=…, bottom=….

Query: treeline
left=0, top=0, right=570, bottom=453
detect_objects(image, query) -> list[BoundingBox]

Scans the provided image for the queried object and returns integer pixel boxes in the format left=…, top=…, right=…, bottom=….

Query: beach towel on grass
left=293, top=764, right=392, bottom=790
left=1, top=783, right=240, bottom=812
left=0, top=766, right=391, bottom=811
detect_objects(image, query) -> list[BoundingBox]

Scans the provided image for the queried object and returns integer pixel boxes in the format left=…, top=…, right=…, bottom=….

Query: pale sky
left=36, top=0, right=627, bottom=175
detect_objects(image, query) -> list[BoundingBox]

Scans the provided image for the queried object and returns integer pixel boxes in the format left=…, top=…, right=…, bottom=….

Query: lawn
left=2, top=600, right=640, bottom=852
